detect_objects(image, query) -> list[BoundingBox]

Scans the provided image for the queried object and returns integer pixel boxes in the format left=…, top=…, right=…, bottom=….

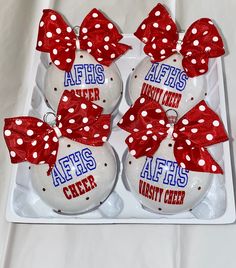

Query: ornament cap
left=43, top=112, right=56, bottom=126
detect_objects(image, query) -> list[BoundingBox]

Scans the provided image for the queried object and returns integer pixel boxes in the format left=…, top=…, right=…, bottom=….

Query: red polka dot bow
left=118, top=96, right=228, bottom=174
left=36, top=9, right=131, bottom=72
left=134, top=3, right=225, bottom=77
left=4, top=90, right=111, bottom=175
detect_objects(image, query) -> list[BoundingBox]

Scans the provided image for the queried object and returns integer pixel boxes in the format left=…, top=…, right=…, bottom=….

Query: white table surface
left=0, top=0, right=236, bottom=267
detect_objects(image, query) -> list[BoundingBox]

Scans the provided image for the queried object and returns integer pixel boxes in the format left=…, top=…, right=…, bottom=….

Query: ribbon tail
left=174, top=140, right=224, bottom=174
left=47, top=164, right=54, bottom=176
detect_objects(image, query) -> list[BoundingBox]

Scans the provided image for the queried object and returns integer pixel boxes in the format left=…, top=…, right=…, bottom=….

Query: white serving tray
left=5, top=35, right=235, bottom=224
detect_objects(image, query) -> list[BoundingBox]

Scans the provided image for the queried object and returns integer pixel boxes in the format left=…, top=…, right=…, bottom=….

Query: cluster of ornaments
left=4, top=4, right=229, bottom=216
left=121, top=3, right=227, bottom=214
left=4, top=8, right=129, bottom=215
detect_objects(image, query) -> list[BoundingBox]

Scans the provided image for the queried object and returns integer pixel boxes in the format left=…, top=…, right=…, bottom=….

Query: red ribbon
left=134, top=3, right=225, bottom=77
left=36, top=9, right=131, bottom=71
left=118, top=96, right=228, bottom=174
left=4, top=90, right=111, bottom=175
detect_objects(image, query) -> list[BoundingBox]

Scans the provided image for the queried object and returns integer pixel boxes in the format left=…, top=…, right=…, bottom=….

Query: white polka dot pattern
left=173, top=101, right=228, bottom=173
left=118, top=97, right=228, bottom=174
left=3, top=90, right=111, bottom=175
left=36, top=9, right=130, bottom=71
left=134, top=3, right=225, bottom=78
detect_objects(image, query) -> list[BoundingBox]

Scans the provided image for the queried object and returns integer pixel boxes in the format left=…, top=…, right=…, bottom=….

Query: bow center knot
left=167, top=125, right=174, bottom=138
left=53, top=125, right=62, bottom=139
left=76, top=39, right=80, bottom=50
left=176, top=40, right=183, bottom=53
left=73, top=26, right=80, bottom=50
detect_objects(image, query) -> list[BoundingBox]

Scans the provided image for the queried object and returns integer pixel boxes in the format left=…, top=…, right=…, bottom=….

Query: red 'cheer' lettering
left=63, top=175, right=97, bottom=200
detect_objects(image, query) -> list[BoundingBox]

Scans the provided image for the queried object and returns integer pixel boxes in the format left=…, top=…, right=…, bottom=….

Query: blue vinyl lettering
left=84, top=64, right=96, bottom=84
left=153, top=157, right=167, bottom=182
left=95, top=64, right=105, bottom=84
left=139, top=157, right=189, bottom=188
left=52, top=148, right=97, bottom=187
left=144, top=62, right=189, bottom=92
left=69, top=151, right=88, bottom=177
left=63, top=64, right=105, bottom=87
left=140, top=157, right=153, bottom=180
left=145, top=63, right=159, bottom=82
left=64, top=71, right=75, bottom=87
left=82, top=148, right=96, bottom=171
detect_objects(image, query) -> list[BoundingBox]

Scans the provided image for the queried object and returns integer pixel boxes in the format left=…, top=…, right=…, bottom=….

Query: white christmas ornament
left=45, top=50, right=123, bottom=114
left=124, top=137, right=213, bottom=214
left=118, top=96, right=228, bottom=215
left=129, top=3, right=225, bottom=118
left=30, top=138, right=117, bottom=214
left=127, top=53, right=207, bottom=118
left=4, top=89, right=118, bottom=215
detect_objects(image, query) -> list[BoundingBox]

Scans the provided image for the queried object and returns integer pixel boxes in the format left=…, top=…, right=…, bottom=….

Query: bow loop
left=135, top=3, right=178, bottom=45
left=181, top=18, right=225, bottom=76
left=135, top=3, right=178, bottom=62
left=118, top=97, right=228, bottom=174
left=57, top=90, right=111, bottom=146
left=118, top=96, right=169, bottom=158
left=182, top=18, right=225, bottom=58
left=74, top=114, right=111, bottom=146
left=80, top=8, right=123, bottom=46
left=174, top=100, right=228, bottom=147
left=4, top=91, right=111, bottom=175
left=4, top=117, right=59, bottom=169
left=36, top=9, right=130, bottom=71
left=36, top=9, right=76, bottom=52
left=125, top=131, right=164, bottom=158
left=36, top=9, right=76, bottom=71
left=79, top=8, right=131, bottom=66
left=118, top=96, right=169, bottom=134
left=135, top=4, right=225, bottom=77
left=57, top=90, right=103, bottom=132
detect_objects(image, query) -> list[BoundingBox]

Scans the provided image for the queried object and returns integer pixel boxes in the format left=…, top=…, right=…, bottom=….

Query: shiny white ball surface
left=127, top=54, right=207, bottom=118
left=45, top=50, right=123, bottom=114
left=124, top=137, right=212, bottom=214
left=30, top=138, right=117, bottom=214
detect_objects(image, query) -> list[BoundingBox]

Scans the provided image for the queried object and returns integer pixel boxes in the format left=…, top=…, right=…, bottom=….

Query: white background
left=0, top=0, right=236, bottom=267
